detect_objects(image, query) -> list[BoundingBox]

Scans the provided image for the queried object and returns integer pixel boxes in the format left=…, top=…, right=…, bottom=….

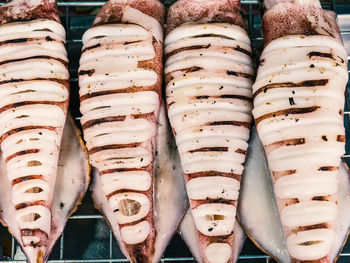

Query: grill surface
left=0, top=0, right=349, bottom=262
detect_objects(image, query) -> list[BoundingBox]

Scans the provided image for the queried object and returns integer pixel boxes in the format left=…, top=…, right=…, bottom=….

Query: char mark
left=337, top=56, right=345, bottom=64
left=255, top=106, right=320, bottom=125
left=34, top=28, right=53, bottom=33
left=253, top=79, right=329, bottom=99
left=15, top=200, right=47, bottom=210
left=89, top=143, right=141, bottom=155
left=192, top=94, right=251, bottom=102
left=196, top=95, right=209, bottom=99
left=184, top=66, right=202, bottom=73
left=191, top=198, right=235, bottom=208
left=337, top=135, right=345, bottom=142
left=165, top=44, right=212, bottom=60
left=226, top=70, right=254, bottom=80
left=192, top=34, right=235, bottom=40
left=0, top=38, right=28, bottom=45
left=307, top=51, right=333, bottom=59
left=0, top=55, right=68, bottom=68
left=82, top=116, right=126, bottom=130
left=266, top=138, right=305, bottom=152
left=167, top=67, right=203, bottom=78
left=0, top=100, right=64, bottom=115
left=82, top=39, right=143, bottom=53
left=272, top=170, right=296, bottom=179
left=12, top=175, right=43, bottom=186
left=124, top=40, right=143, bottom=45
left=165, top=45, right=251, bottom=60
left=79, top=69, right=95, bottom=76
left=296, top=223, right=329, bottom=233
left=0, top=36, right=63, bottom=47
left=0, top=126, right=56, bottom=143
left=80, top=86, right=155, bottom=101
left=318, top=166, right=339, bottom=171
left=6, top=149, right=40, bottom=162
left=207, top=120, right=250, bottom=129
left=220, top=94, right=251, bottom=101
left=82, top=43, right=101, bottom=52
left=186, top=171, right=241, bottom=181
left=289, top=97, right=296, bottom=106
left=285, top=198, right=299, bottom=206
left=0, top=77, right=68, bottom=86
left=234, top=46, right=252, bottom=56
left=167, top=101, right=175, bottom=107
left=131, top=112, right=155, bottom=120
left=189, top=147, right=228, bottom=153
left=106, top=188, right=149, bottom=199
left=235, top=148, right=246, bottom=154
left=312, top=196, right=330, bottom=201
left=100, top=165, right=151, bottom=176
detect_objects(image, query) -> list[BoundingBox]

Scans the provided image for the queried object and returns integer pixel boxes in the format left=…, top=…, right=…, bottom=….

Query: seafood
left=179, top=209, right=246, bottom=263
left=238, top=126, right=350, bottom=262
left=79, top=1, right=187, bottom=262
left=251, top=0, right=348, bottom=261
left=0, top=0, right=83, bottom=262
left=0, top=116, right=90, bottom=262
left=238, top=125, right=290, bottom=262
left=92, top=105, right=188, bottom=263
left=165, top=0, right=254, bottom=262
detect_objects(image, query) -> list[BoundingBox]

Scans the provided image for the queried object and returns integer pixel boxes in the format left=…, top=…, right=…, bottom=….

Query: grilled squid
left=179, top=209, right=246, bottom=263
left=252, top=0, right=348, bottom=261
left=0, top=0, right=71, bottom=262
left=79, top=0, right=166, bottom=262
left=165, top=0, right=254, bottom=262
left=0, top=115, right=90, bottom=263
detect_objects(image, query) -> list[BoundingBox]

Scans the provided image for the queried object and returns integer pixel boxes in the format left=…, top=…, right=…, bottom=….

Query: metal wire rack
left=0, top=0, right=349, bottom=262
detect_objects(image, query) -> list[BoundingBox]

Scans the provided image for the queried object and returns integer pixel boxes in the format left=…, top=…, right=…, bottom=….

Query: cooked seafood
left=238, top=125, right=350, bottom=263
left=0, top=0, right=73, bottom=262
left=238, top=125, right=290, bottom=263
left=0, top=116, right=90, bottom=262
left=165, top=0, right=254, bottom=262
left=252, top=0, right=348, bottom=261
left=93, top=105, right=188, bottom=263
left=179, top=209, right=246, bottom=263
left=78, top=0, right=174, bottom=262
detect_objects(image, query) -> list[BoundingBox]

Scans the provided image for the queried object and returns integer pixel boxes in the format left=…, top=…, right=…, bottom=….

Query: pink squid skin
left=166, top=0, right=245, bottom=34
left=262, top=1, right=342, bottom=46
left=0, top=0, right=60, bottom=25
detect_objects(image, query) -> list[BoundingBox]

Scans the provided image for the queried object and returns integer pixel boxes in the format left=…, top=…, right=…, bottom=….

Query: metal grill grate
left=0, top=1, right=349, bottom=262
